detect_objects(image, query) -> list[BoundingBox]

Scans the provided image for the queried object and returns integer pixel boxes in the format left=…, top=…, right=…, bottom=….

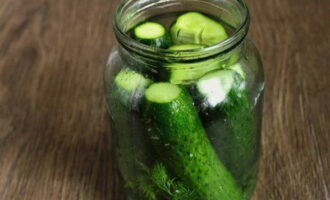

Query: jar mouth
left=113, top=0, right=250, bottom=61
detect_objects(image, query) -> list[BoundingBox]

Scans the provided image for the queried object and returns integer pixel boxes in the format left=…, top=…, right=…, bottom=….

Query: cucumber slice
left=115, top=68, right=151, bottom=91
left=145, top=82, right=181, bottom=103
left=196, top=70, right=257, bottom=191
left=166, top=44, right=223, bottom=84
left=133, top=22, right=172, bottom=48
left=144, top=82, right=243, bottom=200
left=170, top=12, right=228, bottom=45
left=167, top=59, right=223, bottom=85
left=167, top=57, right=243, bottom=85
left=114, top=68, right=152, bottom=111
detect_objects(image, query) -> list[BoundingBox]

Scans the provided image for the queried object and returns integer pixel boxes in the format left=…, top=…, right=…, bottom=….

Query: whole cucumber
left=196, top=70, right=259, bottom=192
left=144, top=82, right=243, bottom=200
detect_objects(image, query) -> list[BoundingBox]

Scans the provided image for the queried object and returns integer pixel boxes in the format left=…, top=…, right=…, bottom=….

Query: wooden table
left=0, top=0, right=329, bottom=199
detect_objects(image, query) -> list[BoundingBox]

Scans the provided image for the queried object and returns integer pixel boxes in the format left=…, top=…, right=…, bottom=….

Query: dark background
left=0, top=0, right=329, bottom=199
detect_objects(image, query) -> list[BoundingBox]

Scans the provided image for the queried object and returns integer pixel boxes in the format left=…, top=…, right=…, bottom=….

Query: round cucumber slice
left=113, top=69, right=152, bottom=111
left=134, top=22, right=166, bottom=39
left=145, top=82, right=181, bottom=103
left=115, top=69, right=151, bottom=91
left=133, top=22, right=172, bottom=48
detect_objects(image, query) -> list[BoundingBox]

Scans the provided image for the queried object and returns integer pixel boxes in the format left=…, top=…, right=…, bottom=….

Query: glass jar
left=105, top=0, right=264, bottom=199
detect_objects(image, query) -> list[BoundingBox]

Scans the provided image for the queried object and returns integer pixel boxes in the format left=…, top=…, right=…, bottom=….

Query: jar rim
left=113, top=0, right=250, bottom=61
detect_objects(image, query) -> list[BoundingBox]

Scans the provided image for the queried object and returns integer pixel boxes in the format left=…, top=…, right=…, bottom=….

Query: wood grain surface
left=0, top=0, right=329, bottom=199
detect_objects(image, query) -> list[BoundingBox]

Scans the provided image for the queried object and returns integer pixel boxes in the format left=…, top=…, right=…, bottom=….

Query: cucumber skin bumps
left=196, top=70, right=258, bottom=191
left=143, top=83, right=243, bottom=200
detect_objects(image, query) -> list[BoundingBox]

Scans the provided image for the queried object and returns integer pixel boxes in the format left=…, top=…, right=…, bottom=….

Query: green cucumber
left=166, top=44, right=224, bottom=84
left=166, top=44, right=243, bottom=84
left=196, top=70, right=258, bottom=191
left=144, top=82, right=243, bottom=200
left=170, top=12, right=228, bottom=45
left=133, top=22, right=172, bottom=48
left=113, top=68, right=152, bottom=110
left=167, top=59, right=223, bottom=85
left=107, top=69, right=153, bottom=187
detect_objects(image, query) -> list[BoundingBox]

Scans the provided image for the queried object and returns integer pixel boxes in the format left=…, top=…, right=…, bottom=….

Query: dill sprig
left=135, top=162, right=198, bottom=200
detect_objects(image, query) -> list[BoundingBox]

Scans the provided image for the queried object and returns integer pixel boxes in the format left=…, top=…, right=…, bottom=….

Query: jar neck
left=113, top=0, right=250, bottom=62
